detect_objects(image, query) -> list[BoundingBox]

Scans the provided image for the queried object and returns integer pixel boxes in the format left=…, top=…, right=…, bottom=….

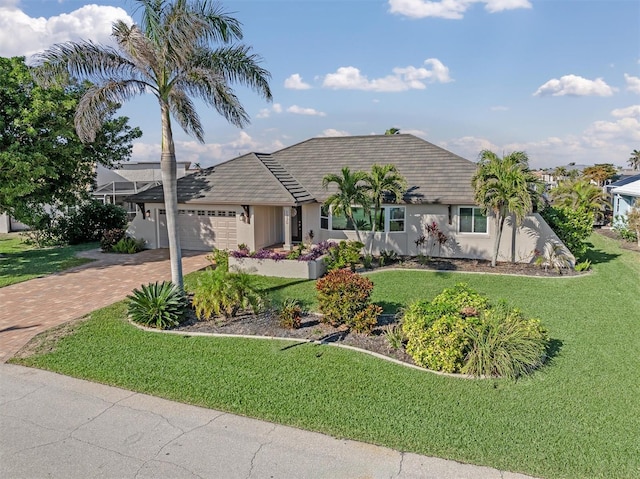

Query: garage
left=158, top=208, right=238, bottom=251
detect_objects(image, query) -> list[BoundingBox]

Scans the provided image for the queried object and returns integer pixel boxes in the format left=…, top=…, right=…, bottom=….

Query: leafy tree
left=0, top=56, right=141, bottom=224
left=540, top=206, right=593, bottom=259
left=582, top=163, right=618, bottom=187
left=32, top=0, right=272, bottom=290
left=363, top=164, right=406, bottom=254
left=385, top=127, right=400, bottom=135
left=322, top=167, right=370, bottom=243
left=472, top=150, right=540, bottom=267
left=628, top=149, right=640, bottom=171
left=549, top=178, right=609, bottom=221
left=552, top=166, right=568, bottom=182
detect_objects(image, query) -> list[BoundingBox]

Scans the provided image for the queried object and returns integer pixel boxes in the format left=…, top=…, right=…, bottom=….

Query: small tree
left=628, top=207, right=640, bottom=247
left=322, top=167, right=369, bottom=243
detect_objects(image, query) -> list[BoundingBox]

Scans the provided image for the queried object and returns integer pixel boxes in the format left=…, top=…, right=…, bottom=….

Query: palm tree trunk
left=492, top=213, right=506, bottom=267
left=368, top=205, right=379, bottom=256
left=160, top=101, right=184, bottom=289
left=349, top=212, right=363, bottom=244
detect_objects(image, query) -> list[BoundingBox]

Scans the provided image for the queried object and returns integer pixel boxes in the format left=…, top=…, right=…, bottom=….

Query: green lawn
left=0, top=233, right=97, bottom=287
left=12, top=233, right=640, bottom=479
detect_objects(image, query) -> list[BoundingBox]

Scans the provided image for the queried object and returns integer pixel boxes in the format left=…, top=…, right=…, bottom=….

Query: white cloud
left=402, top=129, right=428, bottom=137
left=256, top=103, right=283, bottom=119
left=439, top=136, right=500, bottom=160
left=611, top=105, right=640, bottom=118
left=388, top=0, right=531, bottom=20
left=284, top=74, right=312, bottom=90
left=534, top=74, right=616, bottom=97
left=490, top=105, right=509, bottom=111
left=287, top=105, right=326, bottom=116
left=0, top=4, right=133, bottom=57
left=318, top=129, right=350, bottom=137
left=322, top=58, right=452, bottom=92
left=624, top=73, right=640, bottom=94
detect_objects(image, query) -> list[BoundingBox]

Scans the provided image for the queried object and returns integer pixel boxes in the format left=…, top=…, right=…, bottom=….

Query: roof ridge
left=256, top=153, right=315, bottom=203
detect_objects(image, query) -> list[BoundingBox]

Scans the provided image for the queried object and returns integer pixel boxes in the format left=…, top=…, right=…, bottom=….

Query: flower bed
left=229, top=241, right=336, bottom=279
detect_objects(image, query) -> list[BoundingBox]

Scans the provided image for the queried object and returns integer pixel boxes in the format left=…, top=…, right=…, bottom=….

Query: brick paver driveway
left=0, top=249, right=209, bottom=363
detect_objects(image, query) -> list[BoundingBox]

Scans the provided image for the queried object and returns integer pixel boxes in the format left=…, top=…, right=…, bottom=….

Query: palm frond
left=167, top=88, right=204, bottom=141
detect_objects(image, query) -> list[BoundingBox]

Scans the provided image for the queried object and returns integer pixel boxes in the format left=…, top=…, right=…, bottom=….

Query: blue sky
left=1, top=0, right=638, bottom=169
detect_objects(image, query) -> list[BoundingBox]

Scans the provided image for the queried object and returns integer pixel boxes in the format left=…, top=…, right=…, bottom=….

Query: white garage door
left=158, top=209, right=237, bottom=251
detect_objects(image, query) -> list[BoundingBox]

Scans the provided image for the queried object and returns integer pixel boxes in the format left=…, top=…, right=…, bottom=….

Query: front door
left=291, top=206, right=303, bottom=243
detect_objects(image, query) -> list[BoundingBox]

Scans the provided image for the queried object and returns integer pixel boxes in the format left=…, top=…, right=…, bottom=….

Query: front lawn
left=12, top=233, right=640, bottom=479
left=0, top=233, right=96, bottom=287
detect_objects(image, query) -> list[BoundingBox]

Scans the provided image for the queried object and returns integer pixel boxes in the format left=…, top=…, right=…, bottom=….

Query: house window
left=197, top=210, right=206, bottom=216
left=159, top=209, right=166, bottom=215
left=388, top=207, right=405, bottom=232
left=320, top=205, right=401, bottom=232
left=459, top=207, right=487, bottom=233
left=321, top=205, right=329, bottom=229
left=228, top=211, right=236, bottom=217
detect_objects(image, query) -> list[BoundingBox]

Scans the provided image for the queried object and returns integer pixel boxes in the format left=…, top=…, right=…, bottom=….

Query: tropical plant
left=628, top=149, right=640, bottom=171
left=127, top=281, right=188, bottom=329
left=278, top=298, right=303, bottom=329
left=384, top=127, right=400, bottom=135
left=582, top=163, right=618, bottom=187
left=192, top=268, right=263, bottom=320
left=472, top=150, right=540, bottom=266
left=32, top=0, right=272, bottom=289
left=462, top=303, right=549, bottom=380
left=323, top=240, right=363, bottom=271
left=316, top=268, right=380, bottom=333
left=627, top=206, right=640, bottom=247
left=534, top=242, right=572, bottom=274
left=552, top=166, right=569, bottom=182
left=574, top=259, right=592, bottom=272
left=549, top=178, right=609, bottom=220
left=362, top=163, right=407, bottom=254
left=111, top=236, right=146, bottom=254
left=322, top=167, right=370, bottom=243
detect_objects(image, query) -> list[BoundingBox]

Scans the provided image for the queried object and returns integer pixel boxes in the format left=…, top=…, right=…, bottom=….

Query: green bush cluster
left=111, top=236, right=146, bottom=254
left=323, top=240, right=363, bottom=271
left=100, top=228, right=126, bottom=252
left=192, top=268, right=263, bottom=320
left=316, top=268, right=381, bottom=334
left=541, top=205, right=593, bottom=259
left=402, top=283, right=548, bottom=378
left=278, top=298, right=303, bottom=329
left=54, top=200, right=128, bottom=245
left=127, top=281, right=188, bottom=330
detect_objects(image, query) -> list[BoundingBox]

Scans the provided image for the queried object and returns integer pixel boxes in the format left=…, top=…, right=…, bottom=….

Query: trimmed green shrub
left=100, top=228, right=126, bottom=252
left=192, top=269, right=263, bottom=320
left=462, top=304, right=549, bottom=379
left=541, top=205, right=593, bottom=259
left=324, top=240, right=363, bottom=271
left=278, top=298, right=302, bottom=329
left=127, top=281, right=187, bottom=329
left=111, top=236, right=145, bottom=254
left=402, top=283, right=548, bottom=377
left=316, top=268, right=380, bottom=333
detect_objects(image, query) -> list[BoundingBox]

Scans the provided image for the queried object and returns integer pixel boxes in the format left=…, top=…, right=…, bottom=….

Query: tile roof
left=130, top=134, right=477, bottom=205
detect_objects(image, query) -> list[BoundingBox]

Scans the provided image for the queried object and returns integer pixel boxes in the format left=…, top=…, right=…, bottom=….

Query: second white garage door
left=158, top=209, right=238, bottom=251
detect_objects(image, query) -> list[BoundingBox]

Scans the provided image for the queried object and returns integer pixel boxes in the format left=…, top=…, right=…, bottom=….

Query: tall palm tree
left=322, top=167, right=369, bottom=243
left=628, top=149, right=640, bottom=171
left=550, top=178, right=609, bottom=220
left=472, top=150, right=540, bottom=267
left=32, top=0, right=272, bottom=289
left=363, top=164, right=407, bottom=254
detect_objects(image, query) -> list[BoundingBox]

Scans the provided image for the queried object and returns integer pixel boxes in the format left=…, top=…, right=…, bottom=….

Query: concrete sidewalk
left=0, top=364, right=536, bottom=479
left=0, top=249, right=210, bottom=363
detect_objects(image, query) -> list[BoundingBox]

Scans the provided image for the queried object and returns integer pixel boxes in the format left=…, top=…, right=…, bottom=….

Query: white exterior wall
left=253, top=205, right=283, bottom=250
left=0, top=213, right=29, bottom=234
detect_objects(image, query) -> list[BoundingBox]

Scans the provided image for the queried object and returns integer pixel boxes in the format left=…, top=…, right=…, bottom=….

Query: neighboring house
left=609, top=174, right=640, bottom=226
left=93, top=161, right=191, bottom=220
left=0, top=213, right=29, bottom=234
left=128, top=134, right=566, bottom=263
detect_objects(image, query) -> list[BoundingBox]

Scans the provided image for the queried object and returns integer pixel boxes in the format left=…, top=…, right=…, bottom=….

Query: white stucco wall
left=253, top=205, right=283, bottom=250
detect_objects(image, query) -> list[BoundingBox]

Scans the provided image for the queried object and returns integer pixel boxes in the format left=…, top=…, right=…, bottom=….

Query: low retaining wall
left=229, top=256, right=326, bottom=279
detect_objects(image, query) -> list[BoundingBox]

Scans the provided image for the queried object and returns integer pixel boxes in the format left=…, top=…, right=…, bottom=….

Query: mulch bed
left=594, top=228, right=640, bottom=253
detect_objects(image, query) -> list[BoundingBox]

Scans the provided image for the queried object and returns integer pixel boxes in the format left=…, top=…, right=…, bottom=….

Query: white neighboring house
left=92, top=161, right=192, bottom=221
left=610, top=175, right=640, bottom=226
left=0, top=214, right=29, bottom=234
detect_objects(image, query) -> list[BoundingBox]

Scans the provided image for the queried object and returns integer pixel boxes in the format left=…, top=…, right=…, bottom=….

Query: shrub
left=384, top=324, right=405, bottom=350
left=541, top=205, right=593, bottom=259
left=534, top=242, right=572, bottom=274
left=574, top=259, right=592, bottom=272
left=111, top=236, right=145, bottom=254
left=315, top=269, right=379, bottom=333
left=378, top=249, right=398, bottom=266
left=402, top=283, right=548, bottom=377
left=462, top=304, right=549, bottom=379
left=324, top=240, right=363, bottom=271
left=207, top=248, right=229, bottom=272
left=54, top=200, right=128, bottom=245
left=192, top=269, right=263, bottom=320
left=352, top=304, right=383, bottom=334
left=278, top=298, right=303, bottom=329
left=100, top=228, right=126, bottom=252
left=127, top=281, right=187, bottom=329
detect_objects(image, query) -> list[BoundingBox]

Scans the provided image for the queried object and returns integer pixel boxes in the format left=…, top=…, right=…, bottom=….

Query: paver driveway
left=0, top=249, right=209, bottom=363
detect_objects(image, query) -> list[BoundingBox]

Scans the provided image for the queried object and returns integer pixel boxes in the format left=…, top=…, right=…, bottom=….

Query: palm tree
left=363, top=164, right=407, bottom=254
left=385, top=127, right=400, bottom=135
left=32, top=0, right=272, bottom=289
left=550, top=178, right=609, bottom=220
left=322, top=167, right=370, bottom=243
left=628, top=149, right=640, bottom=171
left=472, top=150, right=540, bottom=267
